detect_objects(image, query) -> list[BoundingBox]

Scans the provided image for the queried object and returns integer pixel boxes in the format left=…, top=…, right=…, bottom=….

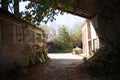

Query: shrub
left=87, top=46, right=120, bottom=77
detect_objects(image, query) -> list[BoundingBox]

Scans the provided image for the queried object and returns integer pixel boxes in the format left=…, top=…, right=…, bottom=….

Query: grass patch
left=48, top=49, right=73, bottom=53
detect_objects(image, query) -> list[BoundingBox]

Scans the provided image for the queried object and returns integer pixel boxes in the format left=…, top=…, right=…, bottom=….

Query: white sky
left=45, top=13, right=85, bottom=28
left=19, top=1, right=85, bottom=29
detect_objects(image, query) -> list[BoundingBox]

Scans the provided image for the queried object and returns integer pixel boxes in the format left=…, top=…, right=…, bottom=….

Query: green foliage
left=20, top=0, right=96, bottom=25
left=2, top=0, right=97, bottom=25
left=72, top=24, right=82, bottom=42
left=19, top=43, right=48, bottom=66
left=58, top=25, right=69, bottom=42
left=35, top=44, right=49, bottom=63
left=47, top=24, right=83, bottom=52
left=87, top=46, right=120, bottom=77
left=19, top=0, right=73, bottom=25
left=58, top=25, right=73, bottom=49
left=22, top=0, right=67, bottom=25
left=49, top=49, right=72, bottom=53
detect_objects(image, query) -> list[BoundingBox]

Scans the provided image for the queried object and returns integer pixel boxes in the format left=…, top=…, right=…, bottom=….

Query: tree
left=21, top=0, right=71, bottom=25
left=22, top=0, right=78, bottom=25
left=1, top=0, right=76, bottom=25
left=58, top=25, right=72, bottom=49
left=74, top=24, right=82, bottom=41
left=58, top=25, right=68, bottom=42
left=1, top=0, right=99, bottom=26
left=72, top=24, right=82, bottom=48
left=1, top=0, right=97, bottom=25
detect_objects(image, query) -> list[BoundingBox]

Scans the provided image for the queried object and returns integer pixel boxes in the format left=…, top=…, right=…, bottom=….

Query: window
left=29, top=30, right=34, bottom=43
left=93, top=39, right=99, bottom=51
left=14, top=26, right=23, bottom=42
left=36, top=33, right=41, bottom=43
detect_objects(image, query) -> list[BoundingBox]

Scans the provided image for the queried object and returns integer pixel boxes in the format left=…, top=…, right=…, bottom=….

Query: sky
left=44, top=13, right=85, bottom=28
left=19, top=1, right=85, bottom=29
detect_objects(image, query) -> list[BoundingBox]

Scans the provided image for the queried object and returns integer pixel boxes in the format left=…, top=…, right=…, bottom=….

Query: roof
left=0, top=8, right=43, bottom=31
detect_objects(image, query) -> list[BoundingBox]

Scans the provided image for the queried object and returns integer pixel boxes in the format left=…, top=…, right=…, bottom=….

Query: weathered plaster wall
left=82, top=20, right=99, bottom=55
left=82, top=22, right=89, bottom=55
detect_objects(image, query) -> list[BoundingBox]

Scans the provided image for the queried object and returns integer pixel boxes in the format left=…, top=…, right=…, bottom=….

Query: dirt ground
left=7, top=53, right=101, bottom=80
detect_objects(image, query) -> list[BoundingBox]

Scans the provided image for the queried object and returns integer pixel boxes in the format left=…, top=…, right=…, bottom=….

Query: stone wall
left=91, top=0, right=120, bottom=50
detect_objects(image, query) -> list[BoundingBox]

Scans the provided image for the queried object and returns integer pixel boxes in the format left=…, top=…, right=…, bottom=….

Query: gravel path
left=8, top=53, right=95, bottom=80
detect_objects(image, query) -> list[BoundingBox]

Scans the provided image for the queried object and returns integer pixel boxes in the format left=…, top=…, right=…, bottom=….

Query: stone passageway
left=9, top=53, right=94, bottom=80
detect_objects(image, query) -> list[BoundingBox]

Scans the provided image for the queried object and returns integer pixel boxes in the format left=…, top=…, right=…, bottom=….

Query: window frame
left=14, top=25, right=23, bottom=43
left=29, top=30, right=34, bottom=43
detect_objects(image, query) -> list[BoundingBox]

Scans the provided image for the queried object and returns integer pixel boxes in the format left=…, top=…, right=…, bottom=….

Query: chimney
left=14, top=0, right=19, bottom=16
left=1, top=0, right=9, bottom=11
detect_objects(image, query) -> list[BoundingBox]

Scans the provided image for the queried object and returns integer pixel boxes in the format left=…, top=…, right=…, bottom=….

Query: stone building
left=82, top=19, right=99, bottom=56
left=0, top=9, right=48, bottom=76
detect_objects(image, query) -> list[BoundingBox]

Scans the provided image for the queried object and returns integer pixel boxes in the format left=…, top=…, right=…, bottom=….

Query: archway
left=1, top=0, right=120, bottom=78
left=57, top=0, right=120, bottom=76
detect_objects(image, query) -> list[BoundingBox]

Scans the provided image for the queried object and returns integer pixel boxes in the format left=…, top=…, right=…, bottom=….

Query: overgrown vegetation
left=17, top=42, right=49, bottom=68
left=46, top=24, right=82, bottom=53
left=1, top=0, right=97, bottom=25
left=21, top=0, right=74, bottom=25
left=58, top=26, right=73, bottom=49
left=21, top=0, right=97, bottom=25
left=86, top=46, right=120, bottom=77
